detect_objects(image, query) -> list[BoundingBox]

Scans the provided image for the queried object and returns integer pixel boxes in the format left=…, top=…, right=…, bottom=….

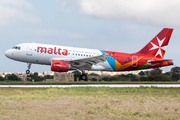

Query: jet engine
left=51, top=60, right=70, bottom=72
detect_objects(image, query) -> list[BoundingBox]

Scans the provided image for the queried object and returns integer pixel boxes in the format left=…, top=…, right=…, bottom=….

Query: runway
left=0, top=84, right=180, bottom=88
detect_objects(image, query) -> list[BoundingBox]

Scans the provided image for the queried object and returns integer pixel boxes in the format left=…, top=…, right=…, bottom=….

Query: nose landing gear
left=26, top=70, right=30, bottom=74
left=26, top=63, right=32, bottom=74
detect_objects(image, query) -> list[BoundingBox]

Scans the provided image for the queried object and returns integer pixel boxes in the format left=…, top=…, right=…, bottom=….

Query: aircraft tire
left=80, top=74, right=87, bottom=81
left=26, top=70, right=30, bottom=74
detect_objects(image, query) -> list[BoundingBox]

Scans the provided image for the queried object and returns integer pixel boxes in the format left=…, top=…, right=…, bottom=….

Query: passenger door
left=26, top=44, right=33, bottom=56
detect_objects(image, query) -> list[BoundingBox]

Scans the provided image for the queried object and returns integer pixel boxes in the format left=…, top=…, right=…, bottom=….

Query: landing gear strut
left=79, top=68, right=88, bottom=81
left=26, top=63, right=32, bottom=74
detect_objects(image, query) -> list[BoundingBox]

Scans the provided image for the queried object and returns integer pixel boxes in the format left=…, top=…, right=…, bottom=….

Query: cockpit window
left=12, top=46, right=21, bottom=50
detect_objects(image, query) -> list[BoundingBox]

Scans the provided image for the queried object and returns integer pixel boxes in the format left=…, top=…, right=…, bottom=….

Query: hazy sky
left=2, top=0, right=180, bottom=73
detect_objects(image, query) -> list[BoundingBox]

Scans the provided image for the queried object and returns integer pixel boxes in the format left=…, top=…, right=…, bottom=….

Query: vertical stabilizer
left=136, top=28, right=173, bottom=59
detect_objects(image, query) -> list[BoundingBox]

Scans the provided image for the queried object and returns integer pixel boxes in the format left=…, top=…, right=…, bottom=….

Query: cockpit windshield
left=12, top=46, right=21, bottom=50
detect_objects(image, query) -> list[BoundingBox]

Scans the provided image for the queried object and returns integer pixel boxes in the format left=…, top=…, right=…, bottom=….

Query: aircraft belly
left=91, top=64, right=105, bottom=71
left=93, top=62, right=114, bottom=71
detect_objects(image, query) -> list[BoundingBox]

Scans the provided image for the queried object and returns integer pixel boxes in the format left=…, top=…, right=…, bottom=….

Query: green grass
left=0, top=81, right=180, bottom=85
left=0, top=87, right=179, bottom=97
left=0, top=87, right=180, bottom=120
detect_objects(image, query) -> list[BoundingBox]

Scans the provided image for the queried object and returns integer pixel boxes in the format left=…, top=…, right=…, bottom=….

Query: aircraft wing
left=67, top=54, right=109, bottom=70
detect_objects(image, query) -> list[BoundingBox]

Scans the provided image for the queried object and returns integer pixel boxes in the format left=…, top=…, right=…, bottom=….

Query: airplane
left=5, top=28, right=173, bottom=80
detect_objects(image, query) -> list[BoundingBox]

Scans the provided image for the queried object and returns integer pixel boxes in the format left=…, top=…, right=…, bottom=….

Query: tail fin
left=136, top=28, right=173, bottom=59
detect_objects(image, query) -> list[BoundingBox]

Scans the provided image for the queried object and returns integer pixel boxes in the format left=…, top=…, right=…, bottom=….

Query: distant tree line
left=27, top=72, right=54, bottom=82
left=0, top=74, right=21, bottom=81
left=0, top=72, right=54, bottom=82
left=26, top=72, right=53, bottom=82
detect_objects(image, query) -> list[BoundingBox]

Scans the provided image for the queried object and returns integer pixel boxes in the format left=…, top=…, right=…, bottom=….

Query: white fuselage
left=5, top=43, right=113, bottom=71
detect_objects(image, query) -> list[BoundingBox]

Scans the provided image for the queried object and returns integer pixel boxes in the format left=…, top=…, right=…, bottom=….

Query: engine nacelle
left=51, top=60, right=70, bottom=72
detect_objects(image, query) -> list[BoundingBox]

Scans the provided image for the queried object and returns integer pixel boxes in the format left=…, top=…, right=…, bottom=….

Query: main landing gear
left=80, top=74, right=88, bottom=81
left=79, top=68, right=88, bottom=81
left=26, top=63, right=31, bottom=74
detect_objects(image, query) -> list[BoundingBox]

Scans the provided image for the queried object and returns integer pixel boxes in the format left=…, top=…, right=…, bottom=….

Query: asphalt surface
left=0, top=84, right=180, bottom=87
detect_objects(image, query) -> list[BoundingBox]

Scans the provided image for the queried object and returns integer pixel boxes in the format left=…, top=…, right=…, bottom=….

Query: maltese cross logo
left=149, top=36, right=167, bottom=57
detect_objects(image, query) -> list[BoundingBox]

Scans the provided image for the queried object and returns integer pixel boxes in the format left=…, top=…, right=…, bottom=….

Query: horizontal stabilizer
left=147, top=59, right=173, bottom=64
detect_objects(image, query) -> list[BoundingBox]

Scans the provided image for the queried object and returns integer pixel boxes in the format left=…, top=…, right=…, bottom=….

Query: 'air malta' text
left=37, top=46, right=68, bottom=56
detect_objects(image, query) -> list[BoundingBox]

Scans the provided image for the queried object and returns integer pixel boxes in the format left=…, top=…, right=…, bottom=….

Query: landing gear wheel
left=26, top=63, right=32, bottom=74
left=26, top=70, right=30, bottom=74
left=80, top=74, right=88, bottom=81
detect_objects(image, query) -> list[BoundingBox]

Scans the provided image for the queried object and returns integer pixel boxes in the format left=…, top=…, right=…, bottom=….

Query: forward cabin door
left=26, top=44, right=33, bottom=56
left=132, top=55, right=138, bottom=67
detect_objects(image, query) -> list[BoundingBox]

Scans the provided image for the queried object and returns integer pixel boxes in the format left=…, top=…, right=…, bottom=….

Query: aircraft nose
left=5, top=49, right=12, bottom=58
